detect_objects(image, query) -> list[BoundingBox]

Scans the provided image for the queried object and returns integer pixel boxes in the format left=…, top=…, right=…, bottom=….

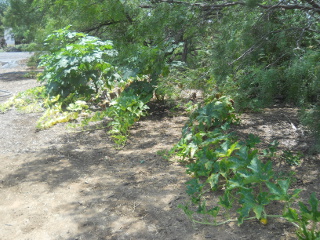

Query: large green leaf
left=239, top=158, right=273, bottom=184
left=283, top=208, right=299, bottom=222
left=219, top=191, right=233, bottom=209
left=207, top=173, right=220, bottom=190
left=226, top=174, right=245, bottom=191
left=299, top=193, right=320, bottom=222
left=266, top=179, right=302, bottom=202
left=237, top=189, right=266, bottom=224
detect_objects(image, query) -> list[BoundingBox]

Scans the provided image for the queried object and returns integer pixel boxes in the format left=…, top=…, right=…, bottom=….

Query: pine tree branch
left=83, top=21, right=123, bottom=33
left=140, top=0, right=320, bottom=13
left=228, top=27, right=309, bottom=65
left=256, top=2, right=320, bottom=12
left=302, top=0, right=320, bottom=9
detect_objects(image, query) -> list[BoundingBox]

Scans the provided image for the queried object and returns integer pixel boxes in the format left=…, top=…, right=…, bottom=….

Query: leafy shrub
left=1, top=28, right=153, bottom=145
left=172, top=96, right=238, bottom=160
left=300, top=105, right=320, bottom=153
left=39, top=26, right=121, bottom=98
left=122, top=80, right=154, bottom=102
left=106, top=90, right=149, bottom=146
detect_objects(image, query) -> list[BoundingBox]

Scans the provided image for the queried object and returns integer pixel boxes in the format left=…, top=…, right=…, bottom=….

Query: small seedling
left=282, top=150, right=302, bottom=166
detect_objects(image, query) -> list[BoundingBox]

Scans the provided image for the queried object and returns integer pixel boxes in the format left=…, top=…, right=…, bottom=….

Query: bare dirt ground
left=0, top=59, right=319, bottom=240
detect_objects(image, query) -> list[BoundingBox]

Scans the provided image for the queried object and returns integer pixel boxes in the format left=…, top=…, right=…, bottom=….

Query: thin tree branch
left=228, top=28, right=307, bottom=65
left=257, top=2, right=320, bottom=12
left=302, top=0, right=320, bottom=9
left=83, top=21, right=123, bottom=33
left=265, top=53, right=288, bottom=69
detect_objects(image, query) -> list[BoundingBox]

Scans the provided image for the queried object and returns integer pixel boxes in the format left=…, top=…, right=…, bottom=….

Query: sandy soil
left=0, top=60, right=319, bottom=240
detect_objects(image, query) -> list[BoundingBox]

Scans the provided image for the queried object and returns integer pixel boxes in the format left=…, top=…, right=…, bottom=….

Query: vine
left=172, top=95, right=320, bottom=238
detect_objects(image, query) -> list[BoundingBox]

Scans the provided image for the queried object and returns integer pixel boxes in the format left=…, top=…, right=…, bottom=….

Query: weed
left=156, top=149, right=172, bottom=161
left=282, top=150, right=302, bottom=166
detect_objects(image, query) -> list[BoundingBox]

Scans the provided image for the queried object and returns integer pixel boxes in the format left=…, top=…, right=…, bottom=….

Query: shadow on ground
left=1, top=106, right=318, bottom=240
left=0, top=71, right=40, bottom=82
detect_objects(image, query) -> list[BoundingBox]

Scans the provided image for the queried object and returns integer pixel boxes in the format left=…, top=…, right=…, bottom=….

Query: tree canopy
left=2, top=0, right=320, bottom=137
left=0, top=0, right=8, bottom=36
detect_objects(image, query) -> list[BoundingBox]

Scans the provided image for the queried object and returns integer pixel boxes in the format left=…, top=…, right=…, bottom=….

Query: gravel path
left=0, top=52, right=34, bottom=69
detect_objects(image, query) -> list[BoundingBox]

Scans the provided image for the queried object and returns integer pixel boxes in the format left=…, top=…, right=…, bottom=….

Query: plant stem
left=191, top=216, right=257, bottom=226
left=191, top=214, right=300, bottom=228
left=265, top=215, right=300, bottom=228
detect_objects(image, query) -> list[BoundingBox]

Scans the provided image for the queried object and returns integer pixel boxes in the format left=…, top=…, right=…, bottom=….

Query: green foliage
left=174, top=96, right=304, bottom=226
left=0, top=27, right=153, bottom=146
left=123, top=80, right=154, bottom=102
left=282, top=150, right=302, bottom=166
left=0, top=86, right=46, bottom=113
left=172, top=96, right=238, bottom=160
left=0, top=86, right=80, bottom=129
left=204, top=3, right=320, bottom=142
left=39, top=26, right=120, bottom=98
left=4, top=1, right=320, bottom=123
left=3, top=0, right=45, bottom=43
left=0, top=0, right=8, bottom=35
left=106, top=90, right=149, bottom=146
left=284, top=193, right=320, bottom=240
left=174, top=95, right=320, bottom=239
left=300, top=105, right=320, bottom=153
left=262, top=140, right=279, bottom=158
